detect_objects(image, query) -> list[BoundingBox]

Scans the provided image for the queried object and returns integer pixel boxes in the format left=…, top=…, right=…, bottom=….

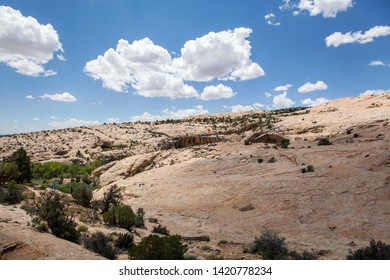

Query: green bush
left=0, top=182, right=24, bottom=205
left=71, top=183, right=93, bottom=207
left=318, top=138, right=331, bottom=146
left=8, top=148, right=31, bottom=183
left=247, top=230, right=288, bottom=260
left=0, top=162, right=20, bottom=186
left=280, top=138, right=290, bottom=148
left=101, top=185, right=123, bottom=214
left=135, top=208, right=145, bottom=228
left=152, top=225, right=170, bottom=236
left=115, top=233, right=134, bottom=250
left=37, top=192, right=80, bottom=243
left=129, top=235, right=188, bottom=260
left=347, top=240, right=390, bottom=260
left=83, top=231, right=117, bottom=259
left=77, top=225, right=89, bottom=233
left=103, top=205, right=136, bottom=230
left=289, top=250, right=319, bottom=260
left=306, top=165, right=315, bottom=172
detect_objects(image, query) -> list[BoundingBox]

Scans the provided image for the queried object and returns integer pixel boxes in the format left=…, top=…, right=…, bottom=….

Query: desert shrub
left=103, top=205, right=136, bottom=230
left=71, top=183, right=93, bottom=207
left=115, top=233, right=134, bottom=250
left=347, top=240, right=390, bottom=260
left=101, top=184, right=123, bottom=214
left=77, top=225, right=89, bottom=233
left=318, top=138, right=331, bottom=146
left=57, top=184, right=71, bottom=193
left=129, top=235, right=188, bottom=260
left=135, top=208, right=145, bottom=228
left=301, top=168, right=307, bottom=173
left=247, top=230, right=288, bottom=260
left=8, top=147, right=31, bottom=183
left=152, top=225, right=170, bottom=236
left=268, top=156, right=276, bottom=163
left=289, top=250, right=319, bottom=260
left=306, top=165, right=315, bottom=172
left=83, top=231, right=117, bottom=259
left=0, top=182, right=24, bottom=204
left=257, top=158, right=264, bottom=164
left=37, top=192, right=80, bottom=243
left=280, top=138, right=290, bottom=148
left=0, top=162, right=20, bottom=186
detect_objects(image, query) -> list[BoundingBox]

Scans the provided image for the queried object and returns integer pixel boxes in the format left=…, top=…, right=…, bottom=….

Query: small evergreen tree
left=129, top=235, right=188, bottom=260
left=101, top=184, right=123, bottom=214
left=247, top=230, right=288, bottom=260
left=8, top=148, right=32, bottom=183
left=347, top=240, right=390, bottom=260
left=0, top=162, right=20, bottom=186
left=37, top=192, right=80, bottom=243
left=71, top=183, right=93, bottom=207
left=83, top=231, right=117, bottom=259
left=103, top=205, right=136, bottom=230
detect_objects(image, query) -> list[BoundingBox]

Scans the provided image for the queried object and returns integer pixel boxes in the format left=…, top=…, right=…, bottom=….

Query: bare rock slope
left=1, top=92, right=390, bottom=259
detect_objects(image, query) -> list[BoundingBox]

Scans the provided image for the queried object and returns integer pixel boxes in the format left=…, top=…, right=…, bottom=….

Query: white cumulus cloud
left=301, top=97, right=330, bottom=106
left=131, top=106, right=208, bottom=122
left=49, top=118, right=100, bottom=128
left=199, top=84, right=236, bottom=100
left=369, top=60, right=386, bottom=67
left=0, top=5, right=63, bottom=76
left=24, top=95, right=34, bottom=99
left=272, top=92, right=296, bottom=108
left=359, top=89, right=389, bottom=96
left=298, top=81, right=328, bottom=93
left=224, top=103, right=264, bottom=113
left=173, top=27, right=265, bottom=82
left=326, top=25, right=390, bottom=47
left=107, top=117, right=120, bottom=123
left=39, top=92, right=77, bottom=102
left=274, top=84, right=293, bottom=91
left=33, top=117, right=40, bottom=121
left=265, top=13, right=281, bottom=26
left=296, top=0, right=353, bottom=18
left=84, top=38, right=198, bottom=98
left=265, top=92, right=273, bottom=98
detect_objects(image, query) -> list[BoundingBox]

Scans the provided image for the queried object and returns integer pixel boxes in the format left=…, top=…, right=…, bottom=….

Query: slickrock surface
left=1, top=92, right=389, bottom=259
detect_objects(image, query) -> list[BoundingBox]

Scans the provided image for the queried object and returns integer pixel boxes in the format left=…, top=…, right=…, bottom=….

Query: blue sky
left=0, top=0, right=389, bottom=134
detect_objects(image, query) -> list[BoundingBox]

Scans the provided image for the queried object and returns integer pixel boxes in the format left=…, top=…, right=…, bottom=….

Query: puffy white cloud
left=326, top=26, right=390, bottom=47
left=265, top=92, right=273, bottom=98
left=301, top=97, right=329, bottom=106
left=24, top=95, right=34, bottom=99
left=33, top=117, right=40, bottom=121
left=224, top=103, right=264, bottom=113
left=272, top=91, right=296, bottom=108
left=199, top=84, right=236, bottom=100
left=298, top=81, right=328, bottom=93
left=0, top=5, right=63, bottom=76
left=84, top=38, right=198, bottom=98
left=274, top=84, right=293, bottom=91
left=359, top=89, right=389, bottom=96
left=369, top=60, right=385, bottom=66
left=265, top=13, right=281, bottom=26
left=39, top=92, right=77, bottom=102
left=131, top=105, right=208, bottom=122
left=49, top=118, right=100, bottom=128
left=173, top=28, right=264, bottom=82
left=107, top=117, right=120, bottom=123
left=49, top=116, right=60, bottom=120
left=296, top=0, right=353, bottom=18
left=85, top=28, right=264, bottom=98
